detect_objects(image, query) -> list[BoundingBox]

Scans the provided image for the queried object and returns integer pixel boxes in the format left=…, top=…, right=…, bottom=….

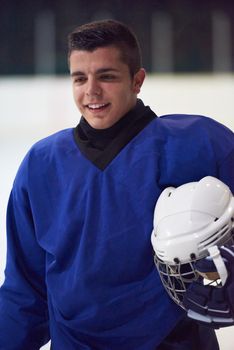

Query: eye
left=100, top=74, right=117, bottom=81
left=73, top=76, right=87, bottom=84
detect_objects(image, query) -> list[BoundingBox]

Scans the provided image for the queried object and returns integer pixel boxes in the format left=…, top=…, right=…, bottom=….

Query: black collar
left=73, top=99, right=157, bottom=170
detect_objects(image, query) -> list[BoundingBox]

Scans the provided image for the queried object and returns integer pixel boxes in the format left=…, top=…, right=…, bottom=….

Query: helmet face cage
left=154, top=231, right=234, bottom=310
left=154, top=255, right=199, bottom=309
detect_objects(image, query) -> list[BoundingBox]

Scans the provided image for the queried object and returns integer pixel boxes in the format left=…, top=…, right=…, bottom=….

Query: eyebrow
left=71, top=68, right=119, bottom=77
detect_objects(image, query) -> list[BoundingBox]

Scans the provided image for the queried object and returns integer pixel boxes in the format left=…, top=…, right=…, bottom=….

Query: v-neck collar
left=73, top=100, right=157, bottom=170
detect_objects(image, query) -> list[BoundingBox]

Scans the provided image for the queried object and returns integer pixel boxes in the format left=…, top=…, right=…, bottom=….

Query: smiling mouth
left=86, top=103, right=110, bottom=111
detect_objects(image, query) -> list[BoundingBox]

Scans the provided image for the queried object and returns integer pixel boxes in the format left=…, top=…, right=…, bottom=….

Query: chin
left=91, top=121, right=111, bottom=130
left=86, top=116, right=116, bottom=130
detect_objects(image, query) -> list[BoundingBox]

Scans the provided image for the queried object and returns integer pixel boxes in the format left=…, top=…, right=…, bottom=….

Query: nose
left=86, top=77, right=101, bottom=97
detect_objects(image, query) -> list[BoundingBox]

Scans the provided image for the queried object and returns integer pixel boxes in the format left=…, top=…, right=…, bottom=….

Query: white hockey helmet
left=151, top=176, right=234, bottom=308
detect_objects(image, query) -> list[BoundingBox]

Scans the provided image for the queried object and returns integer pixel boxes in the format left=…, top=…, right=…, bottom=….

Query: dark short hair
left=67, top=19, right=142, bottom=77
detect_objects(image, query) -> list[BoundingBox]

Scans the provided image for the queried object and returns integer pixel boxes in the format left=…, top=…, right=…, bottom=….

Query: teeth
left=88, top=103, right=106, bottom=109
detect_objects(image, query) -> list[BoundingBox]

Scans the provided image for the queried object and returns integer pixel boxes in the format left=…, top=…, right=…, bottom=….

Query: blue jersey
left=0, top=107, right=233, bottom=349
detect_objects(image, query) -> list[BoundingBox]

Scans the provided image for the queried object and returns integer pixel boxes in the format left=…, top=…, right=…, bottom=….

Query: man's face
left=69, top=46, right=145, bottom=129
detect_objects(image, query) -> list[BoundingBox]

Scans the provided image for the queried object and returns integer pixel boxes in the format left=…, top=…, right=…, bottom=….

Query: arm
left=0, top=164, right=50, bottom=349
left=183, top=146, right=234, bottom=328
left=183, top=131, right=234, bottom=328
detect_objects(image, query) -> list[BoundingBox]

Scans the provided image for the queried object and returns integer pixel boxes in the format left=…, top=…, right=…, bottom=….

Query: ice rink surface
left=0, top=75, right=233, bottom=349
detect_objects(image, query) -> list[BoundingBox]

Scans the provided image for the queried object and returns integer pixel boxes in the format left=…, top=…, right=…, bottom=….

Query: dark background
left=0, top=0, right=233, bottom=75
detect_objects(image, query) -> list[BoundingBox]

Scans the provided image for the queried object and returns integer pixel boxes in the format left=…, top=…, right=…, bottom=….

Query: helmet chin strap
left=207, top=245, right=228, bottom=285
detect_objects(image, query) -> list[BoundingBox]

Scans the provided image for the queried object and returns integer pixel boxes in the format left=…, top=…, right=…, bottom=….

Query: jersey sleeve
left=218, top=149, right=234, bottom=194
left=0, top=154, right=50, bottom=349
left=201, top=116, right=234, bottom=193
left=209, top=119, right=234, bottom=193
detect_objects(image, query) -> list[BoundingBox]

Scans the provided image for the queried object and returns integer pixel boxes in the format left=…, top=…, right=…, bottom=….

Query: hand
left=183, top=245, right=234, bottom=328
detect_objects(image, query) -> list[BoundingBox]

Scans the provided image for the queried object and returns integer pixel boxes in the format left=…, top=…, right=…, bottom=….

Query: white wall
left=0, top=75, right=233, bottom=349
left=141, top=73, right=234, bottom=130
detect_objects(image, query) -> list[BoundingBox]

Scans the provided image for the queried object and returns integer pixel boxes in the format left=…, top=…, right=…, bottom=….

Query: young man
left=0, top=19, right=233, bottom=349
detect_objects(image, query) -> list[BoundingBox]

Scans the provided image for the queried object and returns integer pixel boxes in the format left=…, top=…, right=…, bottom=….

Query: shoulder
left=30, top=128, right=75, bottom=154
left=150, top=114, right=234, bottom=186
left=13, top=128, right=76, bottom=186
left=155, top=114, right=233, bottom=153
left=156, top=114, right=232, bottom=136
left=24, top=127, right=76, bottom=163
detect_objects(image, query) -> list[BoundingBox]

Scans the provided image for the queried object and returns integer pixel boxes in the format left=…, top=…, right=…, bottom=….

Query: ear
left=133, top=68, right=146, bottom=94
